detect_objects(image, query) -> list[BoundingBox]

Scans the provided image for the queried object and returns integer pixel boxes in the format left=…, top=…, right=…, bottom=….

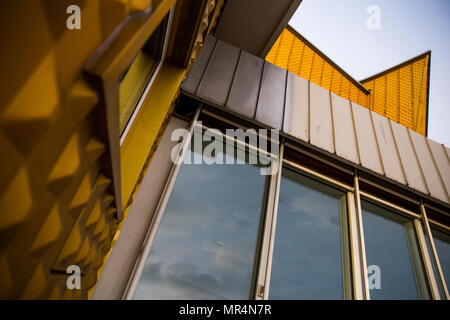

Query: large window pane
left=362, top=201, right=429, bottom=299
left=133, top=133, right=269, bottom=299
left=269, top=168, right=349, bottom=299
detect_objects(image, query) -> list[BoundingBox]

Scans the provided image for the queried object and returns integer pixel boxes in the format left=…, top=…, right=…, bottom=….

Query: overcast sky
left=289, top=0, right=450, bottom=146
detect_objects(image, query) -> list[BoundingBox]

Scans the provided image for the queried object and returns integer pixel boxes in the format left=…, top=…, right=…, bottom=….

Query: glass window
left=432, top=228, right=450, bottom=285
left=426, top=227, right=450, bottom=296
left=132, top=130, right=270, bottom=299
left=268, top=168, right=351, bottom=299
left=119, top=13, right=169, bottom=133
left=361, top=201, right=430, bottom=299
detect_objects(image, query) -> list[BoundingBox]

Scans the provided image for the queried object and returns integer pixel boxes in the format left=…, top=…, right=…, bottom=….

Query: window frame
left=119, top=106, right=449, bottom=300
left=422, top=206, right=450, bottom=299
left=258, top=160, right=354, bottom=300
left=122, top=106, right=281, bottom=299
left=357, top=197, right=432, bottom=299
left=119, top=7, right=175, bottom=145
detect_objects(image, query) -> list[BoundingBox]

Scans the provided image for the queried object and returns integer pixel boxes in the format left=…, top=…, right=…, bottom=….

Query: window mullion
left=346, top=192, right=364, bottom=299
left=413, top=218, right=441, bottom=299
left=421, top=204, right=450, bottom=299
left=256, top=140, right=285, bottom=300
left=354, top=172, right=371, bottom=300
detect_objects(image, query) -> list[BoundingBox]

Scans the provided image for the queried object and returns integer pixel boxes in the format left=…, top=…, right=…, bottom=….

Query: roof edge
left=286, top=24, right=370, bottom=95
left=360, top=50, right=431, bottom=83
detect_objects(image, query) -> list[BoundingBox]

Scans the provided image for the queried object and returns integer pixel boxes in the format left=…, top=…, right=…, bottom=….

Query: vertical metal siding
left=255, top=61, right=286, bottom=129
left=409, top=130, right=449, bottom=203
left=390, top=119, right=429, bottom=194
left=227, top=50, right=264, bottom=118
left=331, top=93, right=359, bottom=164
left=427, top=139, right=450, bottom=199
left=371, top=112, right=407, bottom=184
left=181, top=36, right=217, bottom=93
left=181, top=35, right=450, bottom=205
left=284, top=72, right=309, bottom=142
left=197, top=40, right=241, bottom=106
left=352, top=103, right=384, bottom=175
left=309, top=82, right=334, bottom=154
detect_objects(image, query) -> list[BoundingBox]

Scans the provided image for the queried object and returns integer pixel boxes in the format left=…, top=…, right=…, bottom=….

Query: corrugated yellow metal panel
left=266, top=26, right=370, bottom=109
left=0, top=0, right=150, bottom=299
left=266, top=26, right=430, bottom=136
left=286, top=37, right=303, bottom=74
left=361, top=53, right=430, bottom=135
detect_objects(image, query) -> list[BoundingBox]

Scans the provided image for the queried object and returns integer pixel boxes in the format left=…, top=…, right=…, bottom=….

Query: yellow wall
left=362, top=53, right=430, bottom=135
left=266, top=27, right=430, bottom=135
left=0, top=0, right=153, bottom=299
left=0, top=0, right=222, bottom=299
left=266, top=27, right=369, bottom=107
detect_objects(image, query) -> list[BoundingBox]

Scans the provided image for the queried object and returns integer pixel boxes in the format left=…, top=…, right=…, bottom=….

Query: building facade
left=0, top=0, right=449, bottom=300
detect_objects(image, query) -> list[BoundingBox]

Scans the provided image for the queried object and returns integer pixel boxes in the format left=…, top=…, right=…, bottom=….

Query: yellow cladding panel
left=120, top=63, right=185, bottom=209
left=266, top=27, right=369, bottom=108
left=0, top=0, right=157, bottom=299
left=362, top=53, right=430, bottom=135
left=267, top=27, right=430, bottom=135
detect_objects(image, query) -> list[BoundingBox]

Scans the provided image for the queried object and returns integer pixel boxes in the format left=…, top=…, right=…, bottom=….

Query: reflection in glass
left=269, top=168, right=349, bottom=299
left=362, top=201, right=429, bottom=299
left=133, top=134, right=269, bottom=299
left=430, top=228, right=450, bottom=293
left=119, top=13, right=168, bottom=132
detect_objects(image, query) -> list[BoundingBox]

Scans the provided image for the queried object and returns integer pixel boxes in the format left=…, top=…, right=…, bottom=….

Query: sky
left=289, top=0, right=450, bottom=146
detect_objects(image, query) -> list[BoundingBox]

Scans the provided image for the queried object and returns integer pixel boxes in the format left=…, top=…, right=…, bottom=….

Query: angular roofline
left=286, top=24, right=370, bottom=95
left=360, top=50, right=431, bottom=136
left=359, top=50, right=431, bottom=83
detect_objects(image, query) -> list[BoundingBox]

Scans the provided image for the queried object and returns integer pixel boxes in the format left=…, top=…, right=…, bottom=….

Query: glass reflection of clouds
left=269, top=168, right=346, bottom=300
left=362, top=201, right=427, bottom=300
left=133, top=137, right=269, bottom=299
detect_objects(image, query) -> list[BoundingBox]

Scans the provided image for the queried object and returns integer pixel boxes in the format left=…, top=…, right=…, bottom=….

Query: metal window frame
left=256, top=145, right=356, bottom=300
left=122, top=106, right=280, bottom=299
left=118, top=103, right=449, bottom=300
left=356, top=180, right=443, bottom=300
left=421, top=204, right=450, bottom=299
left=255, top=141, right=284, bottom=300
left=83, top=0, right=177, bottom=221
left=120, top=6, right=175, bottom=145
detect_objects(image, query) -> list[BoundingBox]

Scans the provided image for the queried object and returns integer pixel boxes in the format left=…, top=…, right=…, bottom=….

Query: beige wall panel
left=409, top=129, right=448, bottom=202
left=390, top=120, right=428, bottom=194
left=331, top=93, right=359, bottom=164
left=351, top=102, right=383, bottom=174
left=427, top=139, right=450, bottom=200
left=371, top=112, right=406, bottom=184
left=284, top=73, right=309, bottom=142
left=310, top=82, right=334, bottom=154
